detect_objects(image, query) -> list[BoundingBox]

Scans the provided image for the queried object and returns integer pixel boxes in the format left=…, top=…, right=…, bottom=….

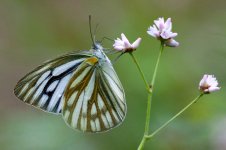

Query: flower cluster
left=147, top=17, right=179, bottom=47
left=199, top=74, right=220, bottom=94
left=113, top=33, right=142, bottom=52
left=113, top=18, right=221, bottom=94
left=111, top=16, right=221, bottom=149
left=113, top=17, right=179, bottom=52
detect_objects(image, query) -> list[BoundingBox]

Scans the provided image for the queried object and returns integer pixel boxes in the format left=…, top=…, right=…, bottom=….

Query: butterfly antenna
left=101, top=36, right=114, bottom=43
left=112, top=52, right=124, bottom=64
left=93, top=23, right=99, bottom=41
left=89, top=15, right=95, bottom=45
left=104, top=49, right=118, bottom=54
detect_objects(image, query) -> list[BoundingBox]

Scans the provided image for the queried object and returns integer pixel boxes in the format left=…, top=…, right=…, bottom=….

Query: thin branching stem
left=129, top=53, right=150, bottom=92
left=147, top=94, right=204, bottom=139
left=138, top=44, right=164, bottom=150
left=131, top=44, right=164, bottom=150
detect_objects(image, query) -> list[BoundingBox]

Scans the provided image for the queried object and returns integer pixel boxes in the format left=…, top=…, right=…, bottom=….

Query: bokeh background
left=1, top=0, right=226, bottom=150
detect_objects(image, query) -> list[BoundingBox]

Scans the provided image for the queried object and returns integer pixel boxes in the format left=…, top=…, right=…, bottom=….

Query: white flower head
left=113, top=33, right=142, bottom=52
left=147, top=17, right=179, bottom=47
left=199, top=74, right=220, bottom=94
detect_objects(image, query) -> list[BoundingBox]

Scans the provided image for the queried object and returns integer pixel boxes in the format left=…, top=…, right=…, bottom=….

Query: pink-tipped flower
left=199, top=74, right=220, bottom=94
left=113, top=33, right=142, bottom=52
left=147, top=17, right=179, bottom=47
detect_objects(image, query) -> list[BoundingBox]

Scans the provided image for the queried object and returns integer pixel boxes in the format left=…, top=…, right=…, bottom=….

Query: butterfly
left=14, top=19, right=127, bottom=133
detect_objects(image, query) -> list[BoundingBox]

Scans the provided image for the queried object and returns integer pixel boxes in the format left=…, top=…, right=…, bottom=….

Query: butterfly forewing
left=62, top=56, right=126, bottom=132
left=14, top=51, right=92, bottom=114
left=14, top=43, right=127, bottom=133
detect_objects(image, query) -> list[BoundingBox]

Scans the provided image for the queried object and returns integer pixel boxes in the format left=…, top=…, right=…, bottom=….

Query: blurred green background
left=1, top=0, right=226, bottom=149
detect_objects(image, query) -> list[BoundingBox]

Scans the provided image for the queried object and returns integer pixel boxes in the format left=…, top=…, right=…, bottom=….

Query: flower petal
left=131, top=38, right=142, bottom=49
left=147, top=26, right=159, bottom=38
left=114, top=45, right=125, bottom=51
left=165, top=18, right=172, bottom=31
left=199, top=74, right=208, bottom=86
left=169, top=32, right=178, bottom=38
left=208, top=87, right=220, bottom=93
left=121, top=33, right=130, bottom=45
left=165, top=39, right=179, bottom=47
left=155, top=17, right=165, bottom=31
left=160, top=30, right=171, bottom=39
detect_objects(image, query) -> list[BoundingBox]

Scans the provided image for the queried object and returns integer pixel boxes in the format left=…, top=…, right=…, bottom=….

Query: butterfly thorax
left=91, top=42, right=111, bottom=66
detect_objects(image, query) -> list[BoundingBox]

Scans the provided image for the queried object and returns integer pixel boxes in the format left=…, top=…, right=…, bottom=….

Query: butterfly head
left=91, top=41, right=111, bottom=64
left=88, top=16, right=111, bottom=64
left=92, top=41, right=103, bottom=50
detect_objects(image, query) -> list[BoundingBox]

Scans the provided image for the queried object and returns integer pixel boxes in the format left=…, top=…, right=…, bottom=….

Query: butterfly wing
left=62, top=57, right=127, bottom=132
left=14, top=51, right=92, bottom=114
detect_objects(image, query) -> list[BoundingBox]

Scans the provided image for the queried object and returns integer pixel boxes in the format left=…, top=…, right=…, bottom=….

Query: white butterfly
left=14, top=40, right=127, bottom=133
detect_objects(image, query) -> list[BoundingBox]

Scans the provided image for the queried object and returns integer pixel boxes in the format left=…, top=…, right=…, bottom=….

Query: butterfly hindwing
left=14, top=51, right=92, bottom=114
left=14, top=43, right=127, bottom=132
left=62, top=57, right=127, bottom=132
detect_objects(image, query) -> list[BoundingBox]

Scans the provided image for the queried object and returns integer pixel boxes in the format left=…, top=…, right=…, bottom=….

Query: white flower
left=199, top=74, right=220, bottom=94
left=113, top=33, right=142, bottom=52
left=147, top=17, right=179, bottom=47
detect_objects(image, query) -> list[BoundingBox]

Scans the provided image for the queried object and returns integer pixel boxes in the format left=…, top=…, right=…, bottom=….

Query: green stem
left=144, top=93, right=152, bottom=134
left=147, top=94, right=204, bottom=139
left=151, top=44, right=164, bottom=87
left=144, top=44, right=163, bottom=134
left=137, top=137, right=147, bottom=150
left=136, top=44, right=164, bottom=150
left=129, top=53, right=150, bottom=92
left=130, top=53, right=151, bottom=150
